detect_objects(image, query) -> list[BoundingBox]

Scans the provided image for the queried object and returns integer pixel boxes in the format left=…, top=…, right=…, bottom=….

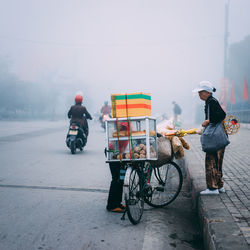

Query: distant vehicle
left=100, top=113, right=110, bottom=130
left=66, top=122, right=87, bottom=154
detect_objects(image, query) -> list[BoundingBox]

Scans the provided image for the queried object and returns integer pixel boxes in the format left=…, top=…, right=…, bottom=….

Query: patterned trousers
left=205, top=148, right=225, bottom=189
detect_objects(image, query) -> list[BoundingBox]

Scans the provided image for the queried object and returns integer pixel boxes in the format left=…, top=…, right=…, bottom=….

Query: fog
left=0, top=0, right=250, bottom=122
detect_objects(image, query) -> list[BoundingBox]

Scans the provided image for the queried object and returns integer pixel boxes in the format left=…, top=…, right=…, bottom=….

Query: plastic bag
left=151, top=137, right=172, bottom=167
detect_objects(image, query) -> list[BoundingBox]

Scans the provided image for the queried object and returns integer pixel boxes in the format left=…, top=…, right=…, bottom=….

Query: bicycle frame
left=123, top=160, right=183, bottom=224
left=124, top=161, right=152, bottom=199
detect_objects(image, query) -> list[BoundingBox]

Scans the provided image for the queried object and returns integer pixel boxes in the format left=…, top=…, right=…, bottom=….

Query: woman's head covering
left=119, top=121, right=132, bottom=131
left=192, top=81, right=216, bottom=94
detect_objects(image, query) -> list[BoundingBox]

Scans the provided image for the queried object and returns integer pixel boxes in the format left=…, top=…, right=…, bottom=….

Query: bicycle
left=122, top=160, right=183, bottom=225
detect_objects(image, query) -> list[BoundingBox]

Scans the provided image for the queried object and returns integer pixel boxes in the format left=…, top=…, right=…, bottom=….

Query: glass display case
left=105, top=116, right=158, bottom=162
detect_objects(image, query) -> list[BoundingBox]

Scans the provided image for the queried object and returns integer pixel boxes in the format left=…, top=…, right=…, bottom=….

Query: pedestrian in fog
left=172, top=101, right=182, bottom=126
left=193, top=81, right=227, bottom=195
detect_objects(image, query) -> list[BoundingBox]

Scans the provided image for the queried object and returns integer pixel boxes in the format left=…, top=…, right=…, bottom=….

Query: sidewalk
left=185, top=127, right=250, bottom=249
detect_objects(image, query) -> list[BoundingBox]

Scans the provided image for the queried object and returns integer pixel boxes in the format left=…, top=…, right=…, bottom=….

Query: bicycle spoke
left=125, top=168, right=144, bottom=225
left=145, top=162, right=183, bottom=208
left=129, top=171, right=139, bottom=193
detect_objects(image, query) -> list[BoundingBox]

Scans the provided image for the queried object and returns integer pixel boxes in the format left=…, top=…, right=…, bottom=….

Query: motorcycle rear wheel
left=70, top=141, right=76, bottom=154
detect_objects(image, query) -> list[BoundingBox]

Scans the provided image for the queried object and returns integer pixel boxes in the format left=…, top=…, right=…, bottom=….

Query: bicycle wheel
left=124, top=167, right=144, bottom=225
left=145, top=161, right=183, bottom=208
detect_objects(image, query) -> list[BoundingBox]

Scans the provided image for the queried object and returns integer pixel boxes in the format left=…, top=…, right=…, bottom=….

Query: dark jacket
left=101, top=105, right=111, bottom=115
left=68, top=104, right=92, bottom=129
left=205, top=95, right=226, bottom=124
left=173, top=103, right=181, bottom=115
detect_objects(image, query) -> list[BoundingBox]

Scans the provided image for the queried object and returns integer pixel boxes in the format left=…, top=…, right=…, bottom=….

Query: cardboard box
left=111, top=92, right=151, bottom=118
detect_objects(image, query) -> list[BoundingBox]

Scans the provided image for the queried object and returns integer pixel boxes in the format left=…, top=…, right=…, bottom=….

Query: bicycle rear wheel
left=145, top=161, right=183, bottom=208
left=124, top=167, right=144, bottom=225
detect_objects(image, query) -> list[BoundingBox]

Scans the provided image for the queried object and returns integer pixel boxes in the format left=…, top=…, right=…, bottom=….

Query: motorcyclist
left=100, top=101, right=111, bottom=121
left=101, top=101, right=111, bottom=116
left=68, top=93, right=92, bottom=137
left=99, top=101, right=111, bottom=127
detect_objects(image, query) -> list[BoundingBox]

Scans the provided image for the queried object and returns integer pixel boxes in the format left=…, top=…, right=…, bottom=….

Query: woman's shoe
left=200, top=189, right=219, bottom=195
left=218, top=187, right=225, bottom=193
left=107, top=207, right=125, bottom=213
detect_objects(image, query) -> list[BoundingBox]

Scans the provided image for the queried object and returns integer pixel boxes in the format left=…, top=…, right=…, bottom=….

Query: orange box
left=111, top=92, right=151, bottom=118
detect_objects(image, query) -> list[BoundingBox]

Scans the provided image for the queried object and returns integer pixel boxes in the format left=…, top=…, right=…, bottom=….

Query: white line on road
left=0, top=184, right=109, bottom=193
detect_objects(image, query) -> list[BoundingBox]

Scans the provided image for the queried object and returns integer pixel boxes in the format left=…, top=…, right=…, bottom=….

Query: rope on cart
left=125, top=94, right=134, bottom=161
left=115, top=117, right=123, bottom=162
left=111, top=95, right=117, bottom=118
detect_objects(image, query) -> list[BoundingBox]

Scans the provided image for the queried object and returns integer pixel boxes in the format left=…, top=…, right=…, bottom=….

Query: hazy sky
left=0, top=0, right=250, bottom=120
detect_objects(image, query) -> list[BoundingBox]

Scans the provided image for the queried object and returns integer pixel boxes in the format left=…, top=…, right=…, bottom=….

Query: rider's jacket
left=68, top=104, right=92, bottom=129
left=101, top=105, right=111, bottom=115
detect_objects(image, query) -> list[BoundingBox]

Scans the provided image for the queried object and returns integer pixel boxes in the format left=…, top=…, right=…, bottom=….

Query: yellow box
left=111, top=92, right=151, bottom=118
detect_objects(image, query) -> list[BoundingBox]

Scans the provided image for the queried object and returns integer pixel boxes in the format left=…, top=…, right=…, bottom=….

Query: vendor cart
left=105, top=116, right=158, bottom=162
left=105, top=116, right=183, bottom=225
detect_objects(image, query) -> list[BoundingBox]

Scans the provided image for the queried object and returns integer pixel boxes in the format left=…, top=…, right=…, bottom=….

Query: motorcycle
left=100, top=113, right=110, bottom=130
left=66, top=122, right=87, bottom=154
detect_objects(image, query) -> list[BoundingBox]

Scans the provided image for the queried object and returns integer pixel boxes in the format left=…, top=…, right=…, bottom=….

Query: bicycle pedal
left=128, top=199, right=137, bottom=205
left=121, top=214, right=126, bottom=220
left=156, top=187, right=164, bottom=192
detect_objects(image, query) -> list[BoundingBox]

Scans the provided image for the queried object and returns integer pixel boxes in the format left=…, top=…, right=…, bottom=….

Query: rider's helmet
left=104, top=101, right=108, bottom=105
left=75, top=94, right=83, bottom=104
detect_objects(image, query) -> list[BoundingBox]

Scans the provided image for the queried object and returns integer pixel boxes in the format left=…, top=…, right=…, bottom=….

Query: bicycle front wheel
left=124, top=167, right=144, bottom=225
left=145, top=161, right=183, bottom=208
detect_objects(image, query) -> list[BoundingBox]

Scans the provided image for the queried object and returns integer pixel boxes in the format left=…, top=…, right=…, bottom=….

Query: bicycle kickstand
left=121, top=208, right=127, bottom=221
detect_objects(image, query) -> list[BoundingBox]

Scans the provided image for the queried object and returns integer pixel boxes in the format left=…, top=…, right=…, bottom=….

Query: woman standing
left=193, top=81, right=227, bottom=195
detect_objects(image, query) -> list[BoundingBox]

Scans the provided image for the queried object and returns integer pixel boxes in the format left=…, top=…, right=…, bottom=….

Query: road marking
left=0, top=184, right=108, bottom=193
left=0, top=126, right=66, bottom=143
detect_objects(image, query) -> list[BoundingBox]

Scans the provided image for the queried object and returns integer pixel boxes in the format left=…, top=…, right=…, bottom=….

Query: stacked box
left=111, top=92, right=151, bottom=118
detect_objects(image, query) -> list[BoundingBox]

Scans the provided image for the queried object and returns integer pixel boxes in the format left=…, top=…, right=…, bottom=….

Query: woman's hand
left=196, top=128, right=203, bottom=135
left=202, top=120, right=209, bottom=127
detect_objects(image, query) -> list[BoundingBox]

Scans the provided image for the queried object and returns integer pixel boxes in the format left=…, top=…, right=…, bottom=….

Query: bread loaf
left=134, top=153, right=140, bottom=159
left=140, top=153, right=146, bottom=158
left=172, top=136, right=182, bottom=154
left=174, top=145, right=184, bottom=159
left=179, top=137, right=190, bottom=150
left=134, top=146, right=140, bottom=153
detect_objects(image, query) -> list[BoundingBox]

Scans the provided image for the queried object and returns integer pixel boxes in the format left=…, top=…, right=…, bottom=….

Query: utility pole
left=224, top=0, right=230, bottom=77
left=220, top=0, right=230, bottom=111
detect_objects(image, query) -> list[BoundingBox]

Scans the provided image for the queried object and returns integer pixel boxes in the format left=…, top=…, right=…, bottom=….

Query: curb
left=185, top=153, right=249, bottom=250
left=240, top=123, right=250, bottom=129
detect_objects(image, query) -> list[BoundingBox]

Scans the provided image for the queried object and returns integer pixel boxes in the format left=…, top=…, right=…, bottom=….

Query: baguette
left=171, top=136, right=182, bottom=154
left=179, top=137, right=190, bottom=150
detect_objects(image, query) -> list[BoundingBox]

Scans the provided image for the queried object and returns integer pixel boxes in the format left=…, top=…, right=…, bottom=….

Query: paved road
left=0, top=120, right=203, bottom=250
